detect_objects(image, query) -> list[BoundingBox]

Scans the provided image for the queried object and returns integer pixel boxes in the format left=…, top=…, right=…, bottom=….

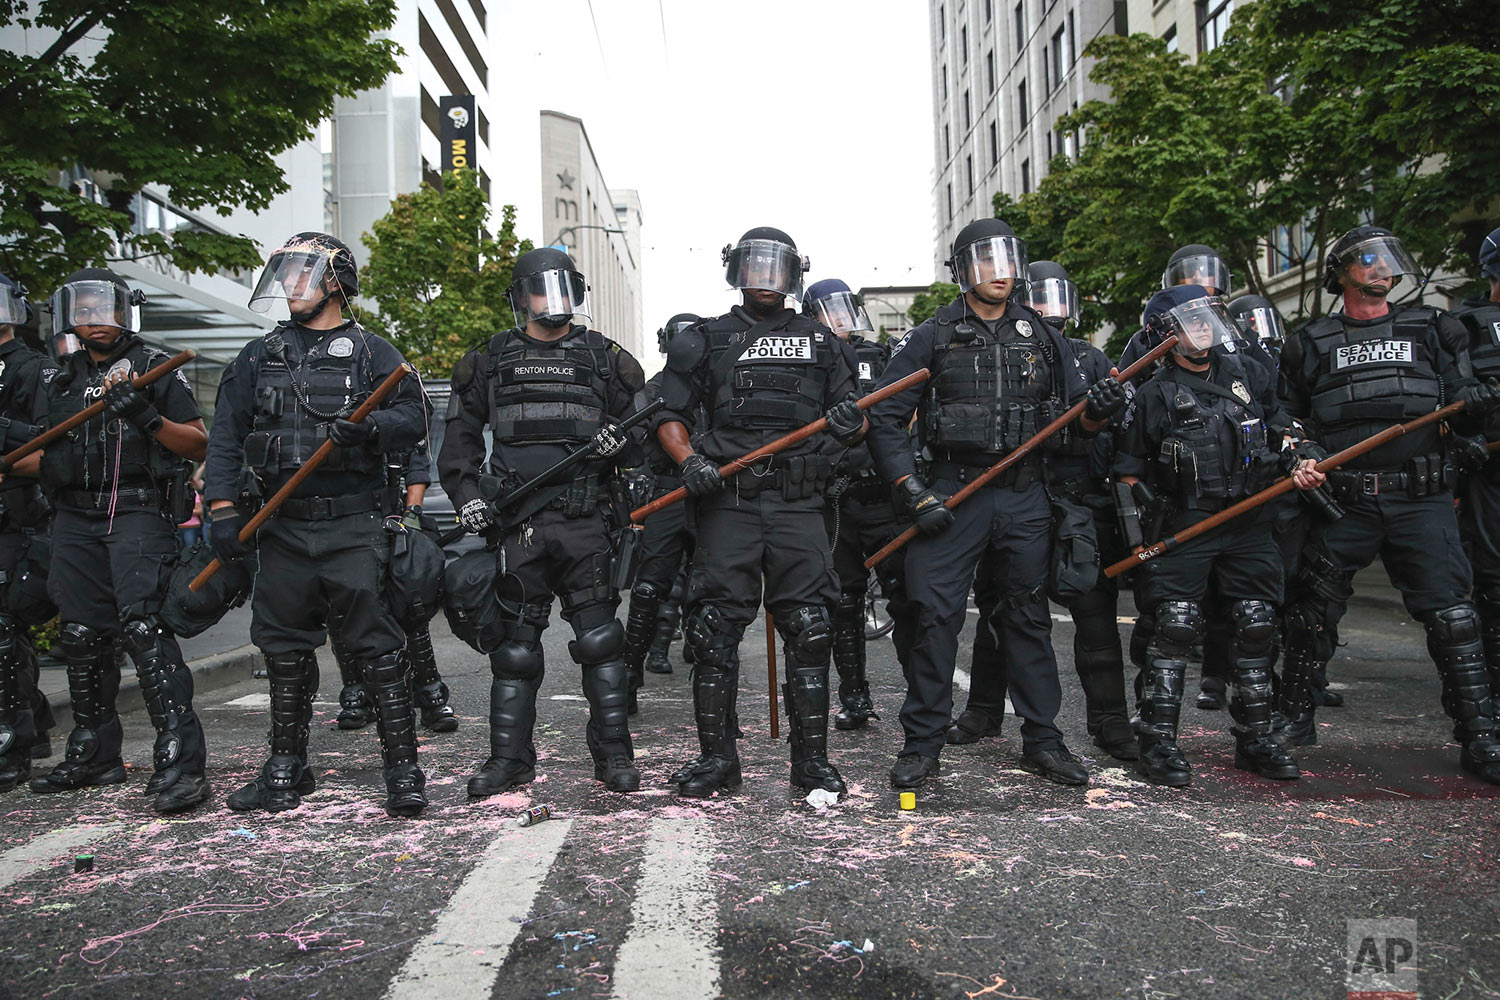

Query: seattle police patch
left=741, top=336, right=813, bottom=362
left=328, top=337, right=354, bottom=358
left=1333, top=340, right=1413, bottom=370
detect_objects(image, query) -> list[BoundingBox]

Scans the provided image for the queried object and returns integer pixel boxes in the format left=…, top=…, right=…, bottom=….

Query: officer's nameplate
left=1332, top=340, right=1413, bottom=370
left=858, top=362, right=874, bottom=380
left=742, top=336, right=813, bottom=362
left=506, top=361, right=578, bottom=381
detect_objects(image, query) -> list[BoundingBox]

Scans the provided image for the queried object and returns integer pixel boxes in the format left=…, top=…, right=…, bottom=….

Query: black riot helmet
left=946, top=218, right=1028, bottom=293
left=49, top=267, right=144, bottom=356
left=1161, top=243, right=1230, bottom=295
left=1227, top=294, right=1286, bottom=357
left=1142, top=285, right=1238, bottom=357
left=1026, top=260, right=1078, bottom=328
left=250, top=232, right=359, bottom=320
left=803, top=278, right=873, bottom=337
left=1322, top=225, right=1420, bottom=297
left=1479, top=225, right=1500, bottom=281
left=0, top=271, right=30, bottom=328
left=508, top=247, right=589, bottom=329
left=722, top=226, right=808, bottom=300
left=657, top=312, right=701, bottom=352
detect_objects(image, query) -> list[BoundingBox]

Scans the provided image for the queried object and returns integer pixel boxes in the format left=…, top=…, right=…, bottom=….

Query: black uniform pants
left=1460, top=473, right=1500, bottom=590
left=251, top=509, right=405, bottom=660
left=49, top=507, right=179, bottom=630
left=687, top=494, right=838, bottom=630
left=0, top=531, right=38, bottom=758
left=635, top=484, right=695, bottom=590
left=826, top=482, right=914, bottom=661
left=902, top=480, right=1063, bottom=756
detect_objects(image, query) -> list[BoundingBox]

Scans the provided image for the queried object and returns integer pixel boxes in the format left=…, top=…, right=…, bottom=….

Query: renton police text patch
left=858, top=362, right=874, bottom=381
left=741, top=336, right=813, bottom=362
left=1332, top=340, right=1413, bottom=370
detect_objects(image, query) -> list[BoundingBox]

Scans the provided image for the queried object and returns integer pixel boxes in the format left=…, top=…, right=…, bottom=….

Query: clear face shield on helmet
left=809, top=290, right=873, bottom=336
left=51, top=280, right=138, bottom=336
left=1336, top=235, right=1419, bottom=292
left=1162, top=254, right=1230, bottom=294
left=952, top=236, right=1028, bottom=294
left=0, top=284, right=26, bottom=327
left=1163, top=296, right=1238, bottom=356
left=249, top=249, right=338, bottom=319
left=50, top=332, right=84, bottom=360
left=722, top=240, right=808, bottom=300
left=1242, top=306, right=1285, bottom=353
left=508, top=268, right=589, bottom=328
left=1028, top=277, right=1079, bottom=324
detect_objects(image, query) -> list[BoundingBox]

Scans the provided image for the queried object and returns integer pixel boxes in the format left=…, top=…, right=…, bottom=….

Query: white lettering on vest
left=740, top=336, right=814, bottom=363
left=858, top=362, right=873, bottom=381
left=1332, top=340, right=1414, bottom=370
left=511, top=363, right=577, bottom=379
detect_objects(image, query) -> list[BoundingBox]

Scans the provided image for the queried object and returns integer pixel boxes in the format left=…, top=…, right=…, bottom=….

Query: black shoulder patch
left=665, top=327, right=708, bottom=375
left=450, top=349, right=482, bottom=392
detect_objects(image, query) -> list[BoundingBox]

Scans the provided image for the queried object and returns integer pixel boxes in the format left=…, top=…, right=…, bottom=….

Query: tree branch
left=0, top=10, right=109, bottom=105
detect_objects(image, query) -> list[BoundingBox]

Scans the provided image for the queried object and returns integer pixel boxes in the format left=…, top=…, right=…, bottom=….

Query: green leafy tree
left=906, top=281, right=961, bottom=327
left=0, top=2, right=400, bottom=293
left=359, top=170, right=531, bottom=375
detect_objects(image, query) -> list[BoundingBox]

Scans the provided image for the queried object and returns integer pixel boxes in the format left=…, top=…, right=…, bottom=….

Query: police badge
left=1230, top=380, right=1251, bottom=404
left=328, top=337, right=354, bottom=358
left=1016, top=320, right=1034, bottom=338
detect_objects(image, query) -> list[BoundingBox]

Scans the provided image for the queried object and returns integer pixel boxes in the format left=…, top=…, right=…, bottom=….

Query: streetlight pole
left=863, top=295, right=912, bottom=337
left=553, top=224, right=624, bottom=251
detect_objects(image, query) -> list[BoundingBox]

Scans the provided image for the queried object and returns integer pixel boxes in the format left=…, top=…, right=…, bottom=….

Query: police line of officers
left=2, top=216, right=1499, bottom=818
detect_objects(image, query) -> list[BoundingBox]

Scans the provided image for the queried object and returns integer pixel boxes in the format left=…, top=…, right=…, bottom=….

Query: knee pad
left=1230, top=600, right=1278, bottom=656
left=1424, top=604, right=1482, bottom=645
left=830, top=592, right=863, bottom=627
left=119, top=616, right=164, bottom=657
left=631, top=580, right=668, bottom=604
left=569, top=620, right=625, bottom=665
left=1154, top=601, right=1204, bottom=650
left=59, top=622, right=101, bottom=661
left=777, top=606, right=832, bottom=661
left=362, top=651, right=405, bottom=687
left=491, top=640, right=544, bottom=682
left=266, top=651, right=312, bottom=683
left=684, top=604, right=737, bottom=670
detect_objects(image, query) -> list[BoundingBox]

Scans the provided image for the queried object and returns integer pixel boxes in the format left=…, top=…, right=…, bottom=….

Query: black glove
left=680, top=453, right=723, bottom=497
left=458, top=497, right=495, bottom=533
left=329, top=415, right=376, bottom=447
left=592, top=423, right=627, bottom=458
left=1451, top=433, right=1491, bottom=474
left=209, top=507, right=250, bottom=562
left=1457, top=380, right=1500, bottom=417
left=896, top=475, right=955, bottom=536
left=1084, top=375, right=1127, bottom=421
left=1130, top=480, right=1159, bottom=512
left=824, top=396, right=865, bottom=445
left=103, top=381, right=163, bottom=433
left=1279, top=437, right=1329, bottom=476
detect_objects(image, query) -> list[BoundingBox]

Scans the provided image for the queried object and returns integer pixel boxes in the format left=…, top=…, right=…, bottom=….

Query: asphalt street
left=2, top=581, right=1498, bottom=1000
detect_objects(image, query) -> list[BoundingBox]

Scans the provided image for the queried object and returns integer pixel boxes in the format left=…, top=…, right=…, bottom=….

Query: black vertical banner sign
left=440, top=95, right=477, bottom=175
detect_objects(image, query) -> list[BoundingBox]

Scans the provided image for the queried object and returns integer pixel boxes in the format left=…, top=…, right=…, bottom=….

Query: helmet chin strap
left=534, top=312, right=572, bottom=329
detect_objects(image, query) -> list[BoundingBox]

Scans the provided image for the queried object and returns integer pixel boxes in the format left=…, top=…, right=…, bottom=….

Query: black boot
left=830, top=593, right=877, bottom=731
left=1196, top=676, right=1227, bottom=710
left=1275, top=608, right=1322, bottom=749
left=1136, top=656, right=1191, bottom=787
left=331, top=632, right=373, bottom=730
left=1426, top=605, right=1500, bottom=785
left=1477, top=586, right=1500, bottom=703
left=673, top=662, right=741, bottom=798
left=778, top=608, right=846, bottom=795
left=406, top=626, right=458, bottom=732
left=0, top=619, right=37, bottom=792
left=1227, top=603, right=1300, bottom=780
left=624, top=581, right=665, bottom=682
left=469, top=638, right=541, bottom=798
left=364, top=651, right=426, bottom=817
left=646, top=602, right=678, bottom=675
left=123, top=619, right=211, bottom=813
left=949, top=598, right=1008, bottom=745
left=228, top=651, right=317, bottom=812
left=31, top=627, right=125, bottom=793
left=1072, top=595, right=1136, bottom=761
left=574, top=622, right=640, bottom=793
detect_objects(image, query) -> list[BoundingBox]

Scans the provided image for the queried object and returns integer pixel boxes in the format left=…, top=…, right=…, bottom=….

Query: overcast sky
left=488, top=0, right=938, bottom=365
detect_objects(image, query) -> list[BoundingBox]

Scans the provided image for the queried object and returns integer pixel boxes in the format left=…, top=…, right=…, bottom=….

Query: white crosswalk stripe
left=383, top=817, right=574, bottom=1000
left=612, top=817, right=720, bottom=1000
left=0, top=823, right=126, bottom=891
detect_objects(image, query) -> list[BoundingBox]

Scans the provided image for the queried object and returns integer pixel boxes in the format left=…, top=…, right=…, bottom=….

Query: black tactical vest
left=1457, top=299, right=1500, bottom=441
left=704, top=314, right=831, bottom=431
left=0, top=343, right=44, bottom=452
left=847, top=335, right=889, bottom=397
left=247, top=324, right=382, bottom=479
left=485, top=327, right=611, bottom=447
left=40, top=339, right=182, bottom=495
left=1302, top=309, right=1444, bottom=443
left=924, top=307, right=1063, bottom=458
left=1149, top=355, right=1271, bottom=506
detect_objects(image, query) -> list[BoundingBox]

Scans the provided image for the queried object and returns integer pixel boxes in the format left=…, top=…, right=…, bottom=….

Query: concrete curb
left=42, top=644, right=261, bottom=734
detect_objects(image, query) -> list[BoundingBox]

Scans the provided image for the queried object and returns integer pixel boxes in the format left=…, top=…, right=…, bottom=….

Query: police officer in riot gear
left=205, top=233, right=432, bottom=816
left=29, top=268, right=212, bottom=813
left=1228, top=295, right=1287, bottom=362
left=623, top=313, right=702, bottom=709
left=868, top=219, right=1127, bottom=789
left=1277, top=225, right=1500, bottom=785
left=0, top=272, right=54, bottom=791
left=1449, top=226, right=1500, bottom=705
left=951, top=261, right=1136, bottom=759
left=1116, top=286, right=1314, bottom=785
left=653, top=227, right=863, bottom=799
left=804, top=278, right=915, bottom=730
left=439, top=247, right=647, bottom=797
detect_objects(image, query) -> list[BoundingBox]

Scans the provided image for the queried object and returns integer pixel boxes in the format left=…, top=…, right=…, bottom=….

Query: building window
left=1163, top=23, right=1178, bottom=53
left=944, top=123, right=951, bottom=161
left=1051, top=26, right=1066, bottom=91
left=961, top=24, right=968, bottom=65
left=1068, top=9, right=1077, bottom=64
left=1055, top=120, right=1070, bottom=159
left=942, top=66, right=949, bottom=104
left=939, top=3, right=946, bottom=42
left=1018, top=78, right=1029, bottom=125
left=989, top=120, right=999, bottom=167
left=1014, top=1, right=1025, bottom=47
left=947, top=183, right=955, bottom=220
left=986, top=48, right=995, bottom=93
left=985, top=0, right=993, bottom=22
left=963, top=89, right=972, bottom=132
left=1043, top=51, right=1050, bottom=94
left=1021, top=158, right=1031, bottom=194
left=1046, top=131, right=1053, bottom=159
left=1197, top=0, right=1234, bottom=53
left=966, top=154, right=974, bottom=194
